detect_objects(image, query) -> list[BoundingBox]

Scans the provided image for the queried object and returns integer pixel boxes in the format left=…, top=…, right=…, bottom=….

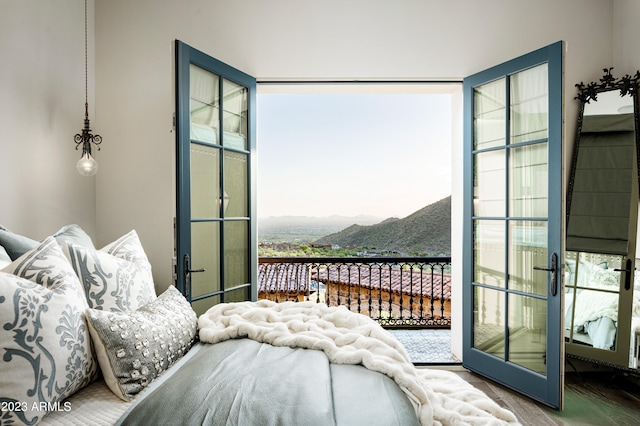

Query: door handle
left=184, top=254, right=205, bottom=275
left=183, top=254, right=205, bottom=300
left=533, top=252, right=558, bottom=296
left=613, top=259, right=632, bottom=291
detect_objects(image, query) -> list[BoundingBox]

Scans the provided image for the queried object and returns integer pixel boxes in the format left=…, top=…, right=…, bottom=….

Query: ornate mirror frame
left=567, top=68, right=640, bottom=217
left=565, top=68, right=640, bottom=368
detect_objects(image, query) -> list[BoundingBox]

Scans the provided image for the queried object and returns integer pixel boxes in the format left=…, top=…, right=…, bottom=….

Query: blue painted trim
left=462, top=41, right=564, bottom=409
left=175, top=40, right=190, bottom=298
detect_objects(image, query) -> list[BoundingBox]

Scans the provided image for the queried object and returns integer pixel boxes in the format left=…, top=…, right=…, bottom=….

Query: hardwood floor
left=443, top=365, right=640, bottom=425
left=395, top=329, right=640, bottom=424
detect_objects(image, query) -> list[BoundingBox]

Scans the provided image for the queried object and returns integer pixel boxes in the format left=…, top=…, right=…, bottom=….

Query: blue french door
left=462, top=41, right=564, bottom=408
left=175, top=40, right=257, bottom=315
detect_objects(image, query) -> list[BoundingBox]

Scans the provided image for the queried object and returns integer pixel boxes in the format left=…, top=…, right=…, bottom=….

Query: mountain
left=258, top=214, right=384, bottom=243
left=314, top=196, right=451, bottom=256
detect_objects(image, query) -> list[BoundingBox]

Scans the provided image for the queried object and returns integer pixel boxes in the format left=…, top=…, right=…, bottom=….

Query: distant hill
left=258, top=214, right=384, bottom=243
left=314, top=196, right=451, bottom=256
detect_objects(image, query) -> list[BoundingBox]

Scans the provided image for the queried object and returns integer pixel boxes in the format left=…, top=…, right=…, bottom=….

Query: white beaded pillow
left=63, top=230, right=156, bottom=312
left=85, top=286, right=197, bottom=401
left=0, top=237, right=99, bottom=425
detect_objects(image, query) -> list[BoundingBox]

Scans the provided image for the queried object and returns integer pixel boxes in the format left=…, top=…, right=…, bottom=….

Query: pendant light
left=74, top=0, right=101, bottom=176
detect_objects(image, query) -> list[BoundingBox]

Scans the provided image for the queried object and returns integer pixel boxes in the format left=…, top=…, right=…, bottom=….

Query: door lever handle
left=533, top=252, right=558, bottom=296
left=184, top=254, right=205, bottom=274
left=533, top=266, right=553, bottom=272
left=183, top=254, right=205, bottom=300
left=613, top=259, right=632, bottom=290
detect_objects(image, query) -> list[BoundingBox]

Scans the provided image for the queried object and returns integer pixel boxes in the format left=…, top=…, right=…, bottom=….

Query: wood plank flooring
left=445, top=366, right=640, bottom=426
left=395, top=330, right=640, bottom=424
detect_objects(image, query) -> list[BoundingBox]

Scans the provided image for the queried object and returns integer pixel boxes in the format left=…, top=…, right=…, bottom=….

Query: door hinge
left=172, top=256, right=177, bottom=286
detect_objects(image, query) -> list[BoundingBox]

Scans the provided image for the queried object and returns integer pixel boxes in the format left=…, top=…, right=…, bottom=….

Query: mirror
left=565, top=68, right=640, bottom=368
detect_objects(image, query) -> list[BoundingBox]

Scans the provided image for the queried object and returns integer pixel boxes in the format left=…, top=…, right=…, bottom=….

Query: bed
left=0, top=224, right=519, bottom=425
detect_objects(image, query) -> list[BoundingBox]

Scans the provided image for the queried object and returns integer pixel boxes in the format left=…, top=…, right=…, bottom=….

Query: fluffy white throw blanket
left=198, top=300, right=520, bottom=426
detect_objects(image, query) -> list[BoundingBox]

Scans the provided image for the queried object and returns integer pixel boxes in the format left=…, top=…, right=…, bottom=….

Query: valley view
left=259, top=196, right=451, bottom=257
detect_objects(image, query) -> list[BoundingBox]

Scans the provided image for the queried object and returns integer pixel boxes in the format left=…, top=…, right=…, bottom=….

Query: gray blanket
left=117, top=340, right=420, bottom=426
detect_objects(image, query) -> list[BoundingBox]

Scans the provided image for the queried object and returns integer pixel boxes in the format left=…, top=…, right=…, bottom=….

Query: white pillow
left=85, top=286, right=197, bottom=401
left=0, top=237, right=99, bottom=425
left=63, top=230, right=156, bottom=312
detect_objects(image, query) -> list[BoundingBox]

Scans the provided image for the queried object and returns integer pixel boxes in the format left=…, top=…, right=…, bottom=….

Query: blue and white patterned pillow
left=63, top=230, right=156, bottom=312
left=0, top=237, right=99, bottom=425
left=101, top=230, right=149, bottom=264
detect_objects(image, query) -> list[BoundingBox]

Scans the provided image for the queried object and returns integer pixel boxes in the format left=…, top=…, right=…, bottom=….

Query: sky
left=257, top=92, right=452, bottom=219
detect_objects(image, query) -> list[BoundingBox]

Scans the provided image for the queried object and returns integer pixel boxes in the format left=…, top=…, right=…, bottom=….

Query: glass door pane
left=222, top=79, right=248, bottom=150
left=474, top=220, right=506, bottom=288
left=223, top=151, right=248, bottom=218
left=509, top=220, right=547, bottom=296
left=224, top=221, right=249, bottom=288
left=190, top=64, right=219, bottom=144
left=474, top=78, right=506, bottom=150
left=191, top=221, right=220, bottom=298
left=473, top=286, right=506, bottom=359
left=510, top=64, right=548, bottom=144
left=508, top=294, right=547, bottom=374
left=190, top=144, right=220, bottom=219
left=510, top=143, right=548, bottom=217
left=474, top=150, right=505, bottom=217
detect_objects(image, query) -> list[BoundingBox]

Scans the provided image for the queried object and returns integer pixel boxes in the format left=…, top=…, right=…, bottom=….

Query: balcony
left=258, top=256, right=451, bottom=328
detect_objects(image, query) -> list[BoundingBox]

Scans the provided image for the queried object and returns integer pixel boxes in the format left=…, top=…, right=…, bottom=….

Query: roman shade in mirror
left=566, top=112, right=636, bottom=254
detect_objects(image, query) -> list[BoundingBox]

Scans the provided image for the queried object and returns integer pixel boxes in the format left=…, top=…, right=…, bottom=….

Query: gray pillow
left=53, top=224, right=95, bottom=249
left=85, top=286, right=197, bottom=401
left=0, top=228, right=39, bottom=260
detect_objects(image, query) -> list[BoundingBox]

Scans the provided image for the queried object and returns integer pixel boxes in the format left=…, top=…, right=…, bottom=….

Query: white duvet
left=198, top=300, right=520, bottom=426
left=571, top=290, right=620, bottom=328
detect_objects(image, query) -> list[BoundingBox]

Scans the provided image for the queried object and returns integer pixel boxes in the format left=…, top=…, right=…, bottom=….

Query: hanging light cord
left=84, top=0, right=88, bottom=119
left=74, top=0, right=101, bottom=153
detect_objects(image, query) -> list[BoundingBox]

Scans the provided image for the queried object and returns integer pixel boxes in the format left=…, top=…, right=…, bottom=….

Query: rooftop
left=258, top=261, right=451, bottom=300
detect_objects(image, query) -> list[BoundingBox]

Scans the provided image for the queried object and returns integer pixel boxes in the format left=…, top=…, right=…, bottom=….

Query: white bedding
left=571, top=289, right=619, bottom=327
left=40, top=380, right=131, bottom=426
left=199, top=300, right=520, bottom=426
left=41, top=300, right=519, bottom=426
left=42, top=341, right=205, bottom=425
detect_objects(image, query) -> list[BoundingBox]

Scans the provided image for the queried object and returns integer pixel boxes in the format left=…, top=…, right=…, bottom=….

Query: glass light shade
left=77, top=152, right=98, bottom=176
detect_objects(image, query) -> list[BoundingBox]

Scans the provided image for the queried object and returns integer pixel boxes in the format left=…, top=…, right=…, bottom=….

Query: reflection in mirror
left=566, top=68, right=640, bottom=368
left=564, top=252, right=623, bottom=350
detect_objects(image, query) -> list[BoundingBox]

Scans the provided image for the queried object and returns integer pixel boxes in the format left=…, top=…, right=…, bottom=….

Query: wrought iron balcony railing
left=258, top=256, right=452, bottom=328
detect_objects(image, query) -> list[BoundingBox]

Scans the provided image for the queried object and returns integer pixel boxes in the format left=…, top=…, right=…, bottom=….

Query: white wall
left=0, top=0, right=97, bottom=238
left=614, top=0, right=640, bottom=74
